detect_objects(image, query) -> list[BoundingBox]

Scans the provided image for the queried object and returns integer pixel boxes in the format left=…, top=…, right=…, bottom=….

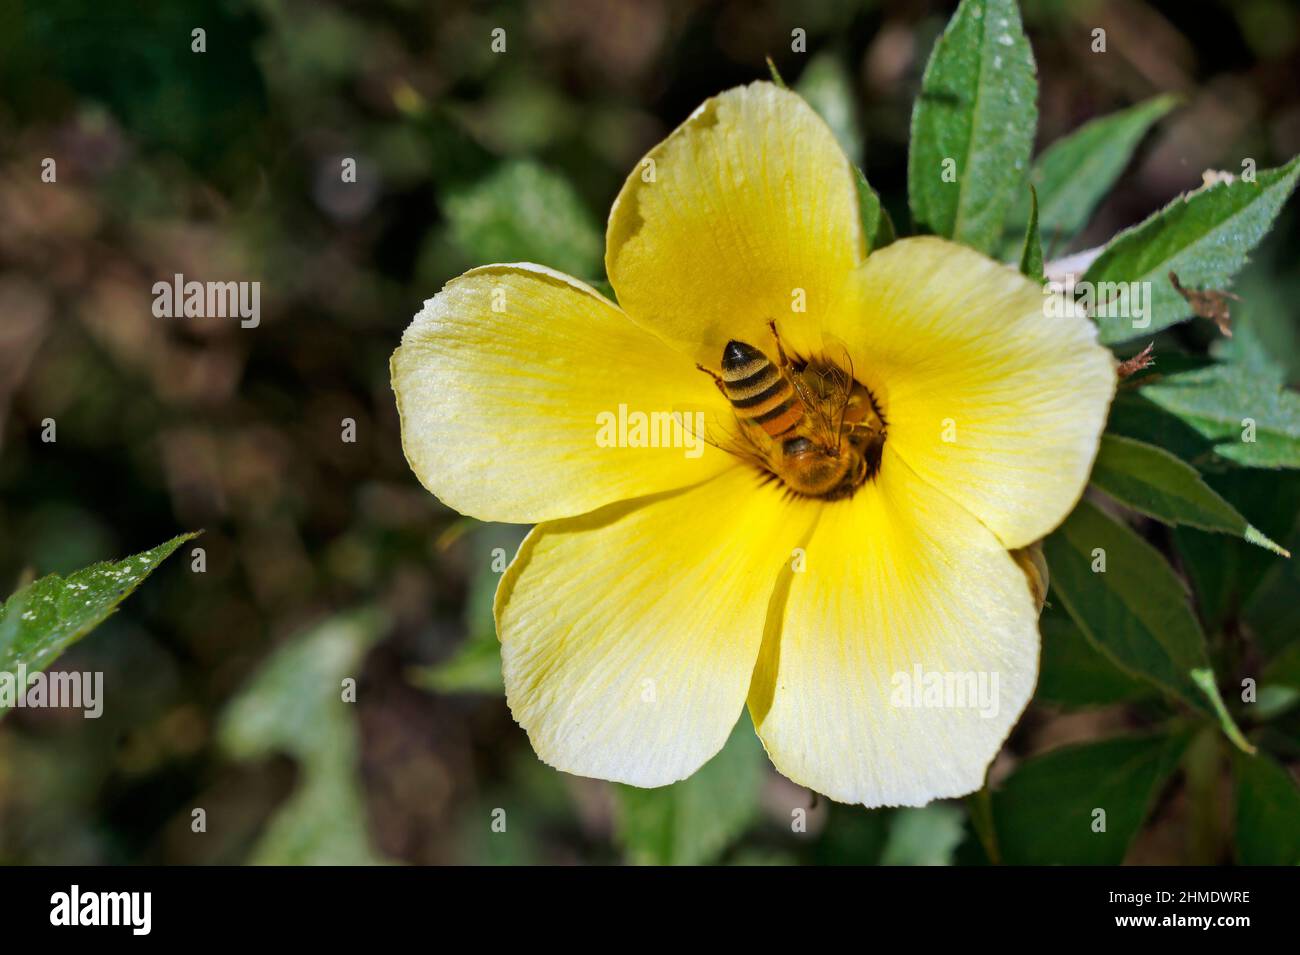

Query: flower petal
left=606, top=81, right=865, bottom=368
left=497, top=467, right=819, bottom=787
left=827, top=237, right=1115, bottom=548
left=748, top=447, right=1040, bottom=807
left=391, top=263, right=733, bottom=524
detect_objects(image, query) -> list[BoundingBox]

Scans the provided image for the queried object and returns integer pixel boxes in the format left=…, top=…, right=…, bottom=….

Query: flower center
left=700, top=331, right=886, bottom=500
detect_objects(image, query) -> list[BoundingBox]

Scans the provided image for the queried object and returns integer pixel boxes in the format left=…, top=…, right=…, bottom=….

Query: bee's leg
left=695, top=363, right=728, bottom=396
left=767, top=318, right=826, bottom=437
left=766, top=319, right=804, bottom=391
left=766, top=319, right=792, bottom=371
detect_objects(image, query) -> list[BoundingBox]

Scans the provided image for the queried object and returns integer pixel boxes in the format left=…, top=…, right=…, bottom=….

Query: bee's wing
left=776, top=353, right=845, bottom=453
left=817, top=334, right=858, bottom=445
left=695, top=408, right=777, bottom=474
left=820, top=333, right=854, bottom=377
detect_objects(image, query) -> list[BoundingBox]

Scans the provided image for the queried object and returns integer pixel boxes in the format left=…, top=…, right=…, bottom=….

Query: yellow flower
left=392, top=82, right=1115, bottom=806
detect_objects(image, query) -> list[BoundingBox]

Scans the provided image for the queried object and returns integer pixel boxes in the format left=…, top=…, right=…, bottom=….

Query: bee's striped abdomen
left=720, top=340, right=802, bottom=438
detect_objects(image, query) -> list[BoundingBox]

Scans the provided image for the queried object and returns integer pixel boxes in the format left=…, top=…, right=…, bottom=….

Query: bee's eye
left=782, top=436, right=813, bottom=456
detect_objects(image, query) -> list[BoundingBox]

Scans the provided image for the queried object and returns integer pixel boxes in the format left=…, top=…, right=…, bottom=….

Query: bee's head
left=782, top=435, right=840, bottom=460
left=780, top=435, right=852, bottom=497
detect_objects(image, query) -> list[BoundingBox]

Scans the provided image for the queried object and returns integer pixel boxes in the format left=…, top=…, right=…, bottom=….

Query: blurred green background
left=1, top=0, right=1298, bottom=864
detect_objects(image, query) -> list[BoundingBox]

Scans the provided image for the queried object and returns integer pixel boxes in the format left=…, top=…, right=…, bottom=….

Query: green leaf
left=727, top=848, right=798, bottom=866
left=454, top=752, right=578, bottom=865
left=409, top=637, right=501, bottom=695
left=1036, top=607, right=1151, bottom=708
left=854, top=167, right=896, bottom=253
left=1248, top=578, right=1300, bottom=660
left=1253, top=546, right=1300, bottom=664
left=614, top=715, right=765, bottom=865
left=992, top=733, right=1190, bottom=864
left=1262, top=639, right=1300, bottom=691
left=1246, top=621, right=1300, bottom=719
left=219, top=608, right=390, bottom=864
left=1084, top=154, right=1300, bottom=344
left=1043, top=499, right=1212, bottom=714
left=1017, top=95, right=1178, bottom=250
left=1234, top=749, right=1300, bottom=865
left=1254, top=686, right=1300, bottom=722
left=1179, top=727, right=1226, bottom=864
left=1018, top=184, right=1043, bottom=282
left=1190, top=668, right=1255, bottom=755
left=1180, top=469, right=1300, bottom=636
left=0, top=532, right=198, bottom=713
left=442, top=159, right=603, bottom=279
left=880, top=804, right=965, bottom=865
left=811, top=804, right=890, bottom=865
left=908, top=0, right=1037, bottom=252
left=1090, top=434, right=1288, bottom=554
left=1139, top=362, right=1300, bottom=468
left=1215, top=245, right=1300, bottom=381
left=1105, top=391, right=1217, bottom=464
left=796, top=52, right=862, bottom=166
left=965, top=786, right=1000, bottom=864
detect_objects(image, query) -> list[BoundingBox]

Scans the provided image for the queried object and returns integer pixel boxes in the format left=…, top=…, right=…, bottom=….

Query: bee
left=697, top=321, right=885, bottom=499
